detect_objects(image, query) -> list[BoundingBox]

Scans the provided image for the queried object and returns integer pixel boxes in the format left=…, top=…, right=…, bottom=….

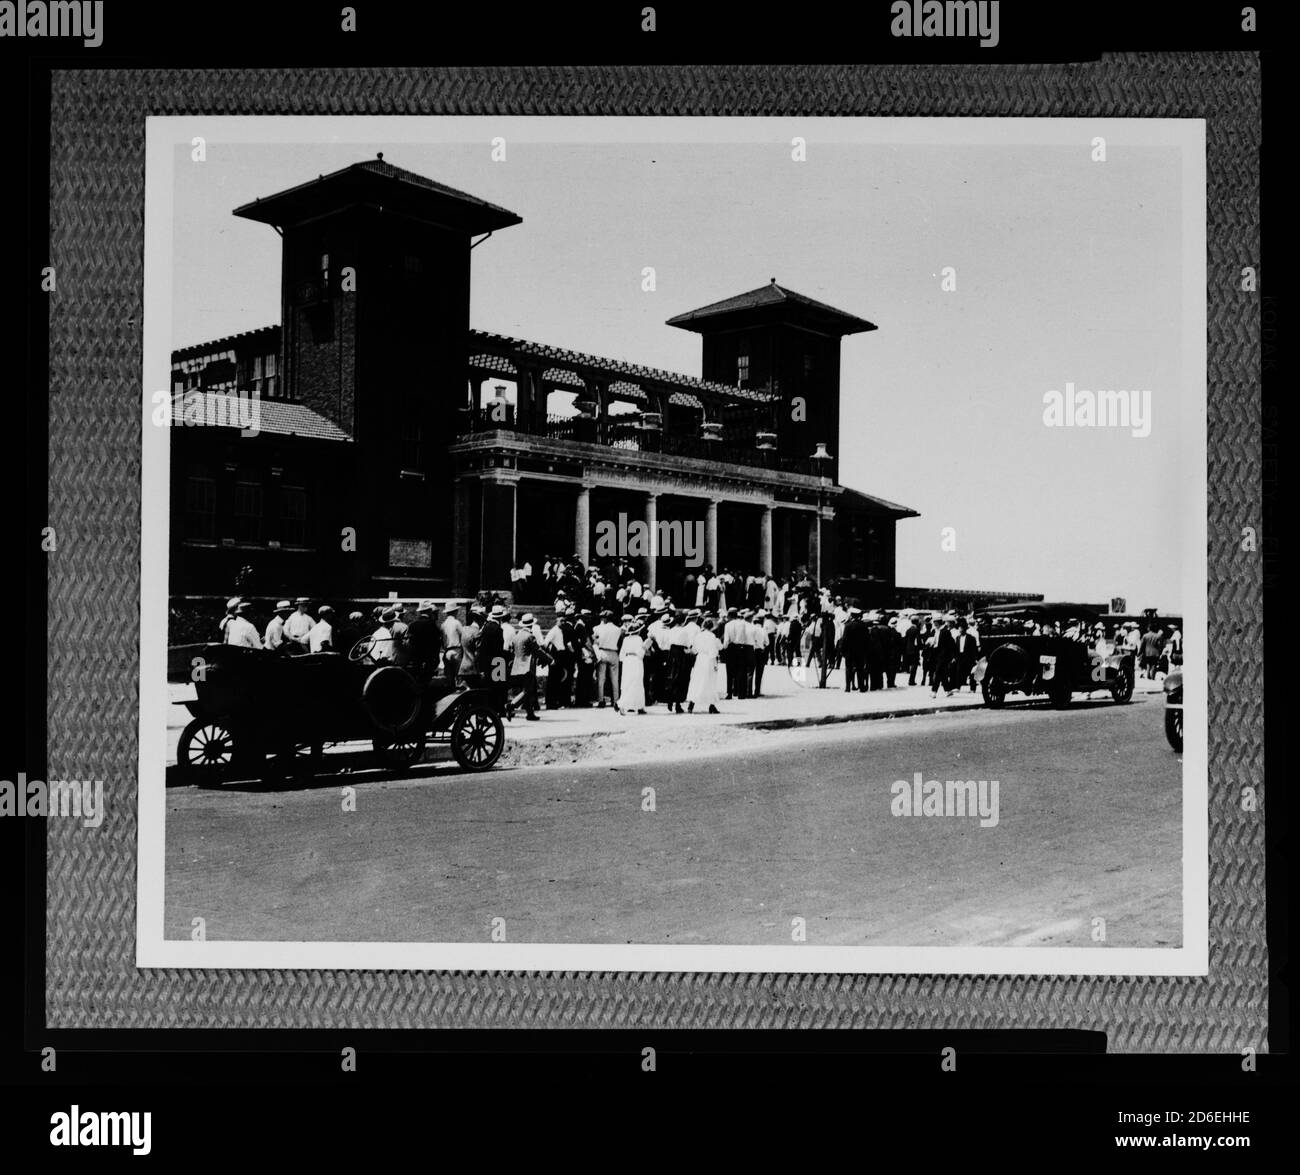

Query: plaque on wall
left=388, top=537, right=432, bottom=568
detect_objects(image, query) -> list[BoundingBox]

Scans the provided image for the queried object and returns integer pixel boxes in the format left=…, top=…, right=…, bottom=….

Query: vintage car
left=1163, top=668, right=1183, bottom=751
left=970, top=603, right=1136, bottom=709
left=176, top=639, right=506, bottom=786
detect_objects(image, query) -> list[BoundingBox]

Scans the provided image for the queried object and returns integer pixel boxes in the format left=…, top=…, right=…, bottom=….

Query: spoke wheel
left=178, top=718, right=237, bottom=787
left=981, top=676, right=1006, bottom=708
left=450, top=705, right=506, bottom=772
left=1111, top=666, right=1134, bottom=704
left=374, top=731, right=427, bottom=769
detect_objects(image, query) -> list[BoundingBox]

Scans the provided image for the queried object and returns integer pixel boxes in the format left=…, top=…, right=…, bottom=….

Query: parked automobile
left=970, top=603, right=1136, bottom=709
left=177, top=640, right=506, bottom=786
left=1163, top=669, right=1183, bottom=752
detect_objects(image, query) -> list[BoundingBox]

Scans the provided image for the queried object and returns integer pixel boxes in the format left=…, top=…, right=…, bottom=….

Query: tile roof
left=172, top=324, right=280, bottom=361
left=467, top=329, right=775, bottom=406
left=170, top=391, right=352, bottom=442
left=666, top=280, right=877, bottom=335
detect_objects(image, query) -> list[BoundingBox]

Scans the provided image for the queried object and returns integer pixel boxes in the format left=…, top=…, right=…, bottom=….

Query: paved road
left=165, top=695, right=1182, bottom=947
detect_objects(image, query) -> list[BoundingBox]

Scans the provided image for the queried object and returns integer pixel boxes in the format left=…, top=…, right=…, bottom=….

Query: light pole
left=810, top=442, right=833, bottom=689
left=810, top=442, right=832, bottom=586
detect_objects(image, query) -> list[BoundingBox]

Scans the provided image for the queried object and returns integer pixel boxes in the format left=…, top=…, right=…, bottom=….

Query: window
left=184, top=474, right=216, bottom=540
left=320, top=251, right=330, bottom=289
left=279, top=485, right=307, bottom=545
left=737, top=352, right=750, bottom=387
left=249, top=351, right=281, bottom=399
left=232, top=476, right=263, bottom=543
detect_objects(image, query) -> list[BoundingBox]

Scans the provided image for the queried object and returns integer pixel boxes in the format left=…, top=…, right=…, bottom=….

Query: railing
left=454, top=407, right=816, bottom=476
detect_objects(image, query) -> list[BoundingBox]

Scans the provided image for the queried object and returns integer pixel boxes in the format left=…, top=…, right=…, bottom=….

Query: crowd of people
left=212, top=570, right=1184, bottom=722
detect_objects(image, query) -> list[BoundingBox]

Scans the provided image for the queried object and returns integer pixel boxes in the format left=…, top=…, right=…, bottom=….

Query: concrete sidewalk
left=165, top=664, right=1165, bottom=771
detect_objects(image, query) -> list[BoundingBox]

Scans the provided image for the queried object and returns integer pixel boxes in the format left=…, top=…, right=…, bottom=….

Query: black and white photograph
left=138, top=115, right=1207, bottom=974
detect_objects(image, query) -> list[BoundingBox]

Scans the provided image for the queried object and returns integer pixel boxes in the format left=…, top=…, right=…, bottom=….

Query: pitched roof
left=666, top=280, right=877, bottom=335
left=837, top=484, right=919, bottom=518
left=234, top=157, right=522, bottom=235
left=170, top=391, right=352, bottom=442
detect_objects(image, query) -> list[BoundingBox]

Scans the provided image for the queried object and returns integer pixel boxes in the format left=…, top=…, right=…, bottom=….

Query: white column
left=760, top=503, right=773, bottom=577
left=575, top=484, right=591, bottom=565
left=705, top=498, right=719, bottom=570
left=645, top=492, right=659, bottom=591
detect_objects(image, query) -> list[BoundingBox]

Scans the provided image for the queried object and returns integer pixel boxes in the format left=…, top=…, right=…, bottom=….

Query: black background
left=1, top=1, right=1284, bottom=1158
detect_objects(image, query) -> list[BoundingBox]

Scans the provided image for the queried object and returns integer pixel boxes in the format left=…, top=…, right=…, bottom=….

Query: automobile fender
left=433, top=687, right=497, bottom=727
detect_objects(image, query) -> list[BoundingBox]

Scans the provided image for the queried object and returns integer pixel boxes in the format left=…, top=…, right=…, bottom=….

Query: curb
left=742, top=698, right=987, bottom=731
left=498, top=697, right=991, bottom=766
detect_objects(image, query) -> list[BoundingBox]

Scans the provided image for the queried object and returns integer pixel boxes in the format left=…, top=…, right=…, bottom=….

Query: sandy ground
left=164, top=694, right=1182, bottom=948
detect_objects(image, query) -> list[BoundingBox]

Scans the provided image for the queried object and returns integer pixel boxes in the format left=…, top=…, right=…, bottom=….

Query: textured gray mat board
left=47, top=59, right=1262, bottom=1048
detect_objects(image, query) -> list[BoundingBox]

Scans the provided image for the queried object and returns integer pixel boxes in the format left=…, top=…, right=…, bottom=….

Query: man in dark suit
left=842, top=608, right=870, bottom=692
left=880, top=614, right=903, bottom=688
left=903, top=617, right=922, bottom=685
left=478, top=604, right=508, bottom=713
left=932, top=618, right=959, bottom=697
left=955, top=618, right=980, bottom=692
left=405, top=599, right=442, bottom=683
left=863, top=614, right=886, bottom=691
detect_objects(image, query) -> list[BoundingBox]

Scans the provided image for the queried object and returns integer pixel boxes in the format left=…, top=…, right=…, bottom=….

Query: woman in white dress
left=618, top=622, right=647, bottom=714
left=686, top=620, right=722, bottom=714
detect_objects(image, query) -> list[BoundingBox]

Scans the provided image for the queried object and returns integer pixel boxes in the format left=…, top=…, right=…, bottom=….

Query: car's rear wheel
left=1111, top=665, right=1134, bottom=704
left=981, top=676, right=1007, bottom=708
left=1165, top=707, right=1183, bottom=752
left=262, top=740, right=324, bottom=783
left=450, top=705, right=505, bottom=772
left=373, top=731, right=427, bottom=769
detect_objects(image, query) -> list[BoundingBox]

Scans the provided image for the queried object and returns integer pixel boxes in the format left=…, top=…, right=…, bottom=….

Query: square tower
left=666, top=278, right=876, bottom=479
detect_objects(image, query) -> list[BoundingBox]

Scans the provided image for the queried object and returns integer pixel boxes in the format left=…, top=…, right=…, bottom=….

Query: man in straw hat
left=284, top=596, right=315, bottom=654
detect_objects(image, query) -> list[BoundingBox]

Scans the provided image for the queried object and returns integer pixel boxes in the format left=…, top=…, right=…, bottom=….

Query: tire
left=262, top=740, right=324, bottom=783
left=178, top=717, right=238, bottom=787
left=1165, top=707, right=1183, bottom=753
left=361, top=666, right=422, bottom=735
left=988, top=643, right=1033, bottom=687
left=1111, top=665, right=1134, bottom=704
left=981, top=676, right=1007, bottom=708
left=373, top=731, right=427, bottom=770
left=450, top=704, right=506, bottom=772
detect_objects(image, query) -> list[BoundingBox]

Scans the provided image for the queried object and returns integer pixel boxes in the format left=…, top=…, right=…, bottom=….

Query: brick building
left=168, top=157, right=919, bottom=603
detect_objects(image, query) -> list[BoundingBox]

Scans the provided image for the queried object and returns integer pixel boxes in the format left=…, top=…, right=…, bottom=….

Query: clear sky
left=169, top=118, right=1198, bottom=610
